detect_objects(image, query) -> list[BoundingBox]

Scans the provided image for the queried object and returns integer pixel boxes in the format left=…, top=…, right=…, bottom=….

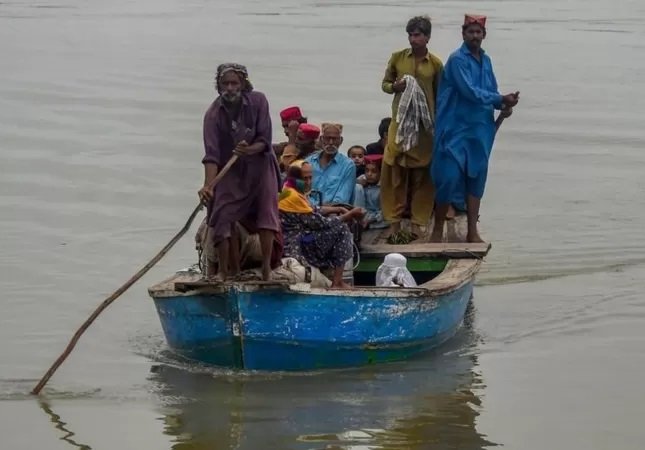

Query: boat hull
left=151, top=280, right=474, bottom=371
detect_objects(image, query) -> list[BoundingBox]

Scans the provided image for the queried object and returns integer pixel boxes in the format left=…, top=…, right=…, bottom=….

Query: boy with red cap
left=430, top=14, right=519, bottom=243
left=272, top=105, right=308, bottom=156
left=280, top=123, right=320, bottom=180
left=280, top=106, right=306, bottom=134
left=295, top=123, right=321, bottom=159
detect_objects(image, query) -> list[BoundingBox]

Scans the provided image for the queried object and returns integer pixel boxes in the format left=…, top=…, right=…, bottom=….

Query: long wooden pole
left=496, top=95, right=519, bottom=131
left=495, top=111, right=508, bottom=131
left=495, top=116, right=505, bottom=131
left=31, top=154, right=239, bottom=395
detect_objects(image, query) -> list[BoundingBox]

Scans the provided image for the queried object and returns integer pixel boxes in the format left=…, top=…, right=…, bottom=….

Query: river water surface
left=1, top=0, right=645, bottom=448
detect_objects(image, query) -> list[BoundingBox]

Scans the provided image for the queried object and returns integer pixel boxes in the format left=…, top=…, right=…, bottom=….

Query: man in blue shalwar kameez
left=429, top=14, right=519, bottom=243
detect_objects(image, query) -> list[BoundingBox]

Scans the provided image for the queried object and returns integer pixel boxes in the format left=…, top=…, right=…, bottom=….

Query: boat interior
left=353, top=216, right=489, bottom=287
left=150, top=214, right=490, bottom=295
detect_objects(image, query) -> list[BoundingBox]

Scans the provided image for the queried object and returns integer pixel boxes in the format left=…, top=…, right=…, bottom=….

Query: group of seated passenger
left=198, top=106, right=393, bottom=288
left=275, top=106, right=390, bottom=230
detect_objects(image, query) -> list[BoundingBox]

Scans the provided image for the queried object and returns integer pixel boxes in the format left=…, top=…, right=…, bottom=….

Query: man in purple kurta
left=198, top=63, right=281, bottom=281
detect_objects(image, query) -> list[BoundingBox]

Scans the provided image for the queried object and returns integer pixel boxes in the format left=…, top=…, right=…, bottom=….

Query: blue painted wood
left=151, top=281, right=473, bottom=371
left=153, top=293, right=238, bottom=367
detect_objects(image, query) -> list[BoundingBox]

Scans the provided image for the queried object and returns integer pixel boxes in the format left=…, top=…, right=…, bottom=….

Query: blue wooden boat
left=148, top=221, right=490, bottom=371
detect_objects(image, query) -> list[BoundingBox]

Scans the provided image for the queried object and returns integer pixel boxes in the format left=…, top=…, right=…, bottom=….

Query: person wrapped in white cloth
left=375, top=253, right=417, bottom=287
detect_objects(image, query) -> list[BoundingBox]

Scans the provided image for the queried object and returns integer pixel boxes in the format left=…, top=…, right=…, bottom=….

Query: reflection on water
left=38, top=400, right=92, bottom=450
left=149, top=306, right=496, bottom=449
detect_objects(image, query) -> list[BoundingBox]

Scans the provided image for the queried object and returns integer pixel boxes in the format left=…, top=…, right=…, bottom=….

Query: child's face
left=349, top=147, right=365, bottom=166
left=365, top=163, right=380, bottom=184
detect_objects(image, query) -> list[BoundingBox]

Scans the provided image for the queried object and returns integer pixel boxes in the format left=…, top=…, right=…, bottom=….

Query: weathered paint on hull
left=152, top=281, right=473, bottom=371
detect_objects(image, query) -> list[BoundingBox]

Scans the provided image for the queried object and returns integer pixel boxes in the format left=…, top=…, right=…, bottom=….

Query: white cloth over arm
left=394, top=74, right=434, bottom=152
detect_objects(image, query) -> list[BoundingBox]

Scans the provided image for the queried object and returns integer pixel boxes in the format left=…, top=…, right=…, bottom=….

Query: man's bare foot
left=410, top=223, right=424, bottom=239
left=385, top=222, right=401, bottom=237
left=466, top=232, right=485, bottom=243
left=206, top=273, right=224, bottom=283
left=206, top=261, right=217, bottom=278
left=428, top=229, right=444, bottom=243
left=330, top=281, right=353, bottom=290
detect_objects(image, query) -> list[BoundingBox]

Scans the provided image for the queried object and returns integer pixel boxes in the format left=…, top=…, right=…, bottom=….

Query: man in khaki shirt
left=381, top=15, right=443, bottom=238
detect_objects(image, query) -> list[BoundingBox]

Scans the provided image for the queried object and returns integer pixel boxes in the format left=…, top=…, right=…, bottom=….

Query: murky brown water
left=2, top=0, right=645, bottom=448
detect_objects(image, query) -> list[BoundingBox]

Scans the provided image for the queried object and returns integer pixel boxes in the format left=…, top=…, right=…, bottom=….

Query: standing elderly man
left=306, top=122, right=356, bottom=205
left=198, top=63, right=281, bottom=281
left=430, top=15, right=519, bottom=243
left=381, top=15, right=444, bottom=238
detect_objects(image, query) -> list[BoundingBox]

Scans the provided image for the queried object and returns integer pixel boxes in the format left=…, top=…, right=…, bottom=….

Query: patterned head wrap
left=215, top=63, right=253, bottom=93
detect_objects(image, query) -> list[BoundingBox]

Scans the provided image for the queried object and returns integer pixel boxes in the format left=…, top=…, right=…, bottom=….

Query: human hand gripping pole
left=495, top=91, right=520, bottom=131
left=31, top=153, right=240, bottom=395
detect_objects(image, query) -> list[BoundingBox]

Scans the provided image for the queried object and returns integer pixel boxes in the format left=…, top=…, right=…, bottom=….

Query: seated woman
left=279, top=162, right=363, bottom=289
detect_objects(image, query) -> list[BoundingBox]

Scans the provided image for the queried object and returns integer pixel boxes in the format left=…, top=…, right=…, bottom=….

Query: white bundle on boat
left=276, top=257, right=331, bottom=288
left=376, top=253, right=417, bottom=288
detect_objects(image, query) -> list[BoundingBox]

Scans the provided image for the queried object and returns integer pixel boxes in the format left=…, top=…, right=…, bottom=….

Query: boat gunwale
left=148, top=258, right=481, bottom=300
